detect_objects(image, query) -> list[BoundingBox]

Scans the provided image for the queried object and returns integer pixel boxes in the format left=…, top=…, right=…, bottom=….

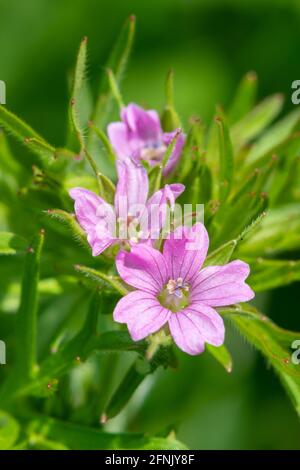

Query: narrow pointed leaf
left=74, top=265, right=129, bottom=296
left=228, top=71, right=257, bottom=124
left=216, top=115, right=234, bottom=201
left=91, top=15, right=135, bottom=128
left=239, top=204, right=300, bottom=256
left=220, top=304, right=300, bottom=416
left=247, top=258, right=300, bottom=292
left=0, top=105, right=56, bottom=166
left=13, top=230, right=44, bottom=385
left=246, top=109, right=300, bottom=166
left=206, top=344, right=232, bottom=373
left=45, top=209, right=91, bottom=252
left=68, top=36, right=88, bottom=153
left=231, top=94, right=284, bottom=150
left=161, top=69, right=181, bottom=131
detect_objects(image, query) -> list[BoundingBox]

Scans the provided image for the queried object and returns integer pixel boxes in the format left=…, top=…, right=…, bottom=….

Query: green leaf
left=45, top=209, right=91, bottom=252
left=29, top=416, right=187, bottom=450
left=206, top=344, right=232, bottom=373
left=74, top=265, right=129, bottom=296
left=239, top=203, right=300, bottom=256
left=216, top=114, right=234, bottom=201
left=161, top=69, right=181, bottom=131
left=11, top=291, right=101, bottom=399
left=0, top=105, right=56, bottom=166
left=0, top=411, right=20, bottom=450
left=68, top=36, right=88, bottom=153
left=204, top=240, right=237, bottom=267
left=230, top=94, right=284, bottom=150
left=269, top=136, right=300, bottom=204
left=210, top=190, right=267, bottom=251
left=106, top=68, right=124, bottom=108
left=88, top=121, right=116, bottom=164
left=104, top=346, right=177, bottom=421
left=103, top=357, right=152, bottom=421
left=0, top=129, right=20, bottom=174
left=15, top=230, right=44, bottom=382
left=91, top=15, right=135, bottom=129
left=0, top=232, right=27, bottom=256
left=228, top=71, right=257, bottom=124
left=205, top=212, right=266, bottom=265
left=247, top=258, right=300, bottom=292
left=220, top=304, right=300, bottom=416
left=89, top=331, right=146, bottom=355
left=176, top=117, right=205, bottom=181
left=0, top=230, right=45, bottom=402
left=246, top=109, right=300, bottom=166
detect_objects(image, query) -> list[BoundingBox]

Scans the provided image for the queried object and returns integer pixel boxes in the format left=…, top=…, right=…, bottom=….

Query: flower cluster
left=70, top=103, right=254, bottom=355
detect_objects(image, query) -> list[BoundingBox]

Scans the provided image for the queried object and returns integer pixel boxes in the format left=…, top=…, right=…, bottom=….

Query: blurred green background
left=0, top=0, right=300, bottom=449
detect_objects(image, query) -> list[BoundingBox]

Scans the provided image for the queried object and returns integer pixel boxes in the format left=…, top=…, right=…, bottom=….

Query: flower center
left=140, top=142, right=167, bottom=163
left=158, top=277, right=190, bottom=312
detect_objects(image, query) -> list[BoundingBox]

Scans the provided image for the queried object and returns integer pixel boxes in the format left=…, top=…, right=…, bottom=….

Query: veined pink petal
left=89, top=238, right=115, bottom=257
left=114, top=158, right=149, bottom=218
left=163, top=130, right=186, bottom=176
left=168, top=312, right=205, bottom=355
left=113, top=290, right=170, bottom=341
left=107, top=122, right=132, bottom=160
left=163, top=223, right=209, bottom=283
left=190, top=260, right=255, bottom=307
left=139, top=183, right=185, bottom=240
left=116, top=244, right=168, bottom=294
left=69, top=187, right=115, bottom=256
left=121, top=103, right=162, bottom=141
left=168, top=303, right=224, bottom=355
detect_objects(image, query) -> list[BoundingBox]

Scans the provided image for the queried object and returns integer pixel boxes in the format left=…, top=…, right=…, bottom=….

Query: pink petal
left=116, top=244, right=168, bottom=294
left=163, top=130, right=186, bottom=176
left=114, top=158, right=149, bottom=218
left=89, top=239, right=115, bottom=257
left=69, top=187, right=115, bottom=256
left=168, top=312, right=205, bottom=355
left=107, top=122, right=132, bottom=160
left=113, top=290, right=170, bottom=341
left=121, top=103, right=162, bottom=141
left=168, top=303, right=224, bottom=355
left=139, top=183, right=185, bottom=240
left=163, top=223, right=209, bottom=283
left=190, top=260, right=255, bottom=307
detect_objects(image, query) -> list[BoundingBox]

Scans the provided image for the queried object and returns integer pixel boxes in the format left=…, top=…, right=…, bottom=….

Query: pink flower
left=107, top=103, right=185, bottom=176
left=69, top=158, right=184, bottom=256
left=113, top=223, right=255, bottom=355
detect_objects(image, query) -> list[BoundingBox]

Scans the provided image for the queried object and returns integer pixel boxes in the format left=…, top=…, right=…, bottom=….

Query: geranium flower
left=69, top=158, right=184, bottom=256
left=107, top=103, right=185, bottom=175
left=113, top=223, right=255, bottom=355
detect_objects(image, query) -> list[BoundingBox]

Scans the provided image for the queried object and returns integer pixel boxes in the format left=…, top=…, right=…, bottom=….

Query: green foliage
left=0, top=411, right=20, bottom=450
left=221, top=304, right=300, bottom=417
left=0, top=232, right=27, bottom=255
left=0, top=18, right=300, bottom=450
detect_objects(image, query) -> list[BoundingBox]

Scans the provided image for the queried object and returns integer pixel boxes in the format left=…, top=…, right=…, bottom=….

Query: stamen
left=141, top=143, right=167, bottom=162
left=166, top=278, right=190, bottom=299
